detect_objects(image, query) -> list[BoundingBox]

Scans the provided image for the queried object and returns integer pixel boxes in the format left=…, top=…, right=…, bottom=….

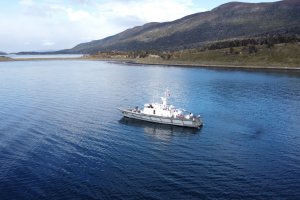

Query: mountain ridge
left=45, top=0, right=300, bottom=54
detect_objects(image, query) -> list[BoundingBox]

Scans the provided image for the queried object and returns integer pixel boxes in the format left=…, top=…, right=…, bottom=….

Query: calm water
left=0, top=60, right=300, bottom=199
left=7, top=54, right=82, bottom=59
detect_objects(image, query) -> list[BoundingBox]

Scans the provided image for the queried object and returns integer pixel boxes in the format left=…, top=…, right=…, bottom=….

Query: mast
left=161, top=89, right=170, bottom=107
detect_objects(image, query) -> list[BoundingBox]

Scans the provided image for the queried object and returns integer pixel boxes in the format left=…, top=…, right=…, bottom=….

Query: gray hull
left=118, top=108, right=202, bottom=128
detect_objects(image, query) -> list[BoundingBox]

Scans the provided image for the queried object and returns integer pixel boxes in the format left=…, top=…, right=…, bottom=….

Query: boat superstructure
left=118, top=90, right=203, bottom=128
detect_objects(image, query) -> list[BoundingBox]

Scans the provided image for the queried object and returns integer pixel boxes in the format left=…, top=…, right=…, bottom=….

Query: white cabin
left=141, top=91, right=187, bottom=119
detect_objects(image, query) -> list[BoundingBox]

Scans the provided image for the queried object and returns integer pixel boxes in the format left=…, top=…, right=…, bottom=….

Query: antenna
left=162, top=88, right=170, bottom=106
left=152, top=93, right=154, bottom=104
left=152, top=90, right=158, bottom=104
left=165, top=88, right=170, bottom=99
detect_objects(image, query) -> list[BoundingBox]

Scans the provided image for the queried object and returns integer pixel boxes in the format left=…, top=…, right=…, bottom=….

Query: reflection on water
left=119, top=117, right=199, bottom=141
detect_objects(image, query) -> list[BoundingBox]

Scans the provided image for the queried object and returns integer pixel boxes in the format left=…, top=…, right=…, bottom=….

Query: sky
left=0, top=0, right=278, bottom=53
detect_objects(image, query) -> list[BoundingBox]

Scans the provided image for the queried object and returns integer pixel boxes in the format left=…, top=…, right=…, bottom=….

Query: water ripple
left=0, top=61, right=300, bottom=199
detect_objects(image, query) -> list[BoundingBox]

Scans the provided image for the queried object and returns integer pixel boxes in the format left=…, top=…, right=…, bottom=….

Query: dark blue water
left=0, top=60, right=300, bottom=199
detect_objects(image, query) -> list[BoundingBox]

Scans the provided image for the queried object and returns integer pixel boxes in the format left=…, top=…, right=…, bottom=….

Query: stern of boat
left=194, top=116, right=203, bottom=128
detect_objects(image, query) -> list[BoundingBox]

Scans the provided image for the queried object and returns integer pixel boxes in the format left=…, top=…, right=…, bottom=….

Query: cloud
left=1, top=0, right=207, bottom=52
left=66, top=9, right=92, bottom=22
left=68, top=0, right=96, bottom=5
left=42, top=40, right=55, bottom=46
left=96, top=0, right=206, bottom=23
left=19, top=0, right=34, bottom=6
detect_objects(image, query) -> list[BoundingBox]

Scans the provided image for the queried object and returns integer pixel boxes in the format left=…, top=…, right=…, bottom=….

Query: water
left=7, top=54, right=82, bottom=59
left=0, top=60, right=300, bottom=199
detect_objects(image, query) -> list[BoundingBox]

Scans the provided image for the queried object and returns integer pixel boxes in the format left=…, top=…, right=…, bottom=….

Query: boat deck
left=119, top=108, right=202, bottom=128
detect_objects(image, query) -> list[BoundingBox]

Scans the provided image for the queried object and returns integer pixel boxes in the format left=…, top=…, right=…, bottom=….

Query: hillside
left=85, top=43, right=300, bottom=69
left=64, top=0, right=300, bottom=54
left=0, top=51, right=7, bottom=55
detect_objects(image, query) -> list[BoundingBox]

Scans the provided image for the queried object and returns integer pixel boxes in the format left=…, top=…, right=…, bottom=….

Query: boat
left=118, top=90, right=203, bottom=128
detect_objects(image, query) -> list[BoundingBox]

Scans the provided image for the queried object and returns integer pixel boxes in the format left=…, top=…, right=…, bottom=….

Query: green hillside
left=65, top=0, right=300, bottom=53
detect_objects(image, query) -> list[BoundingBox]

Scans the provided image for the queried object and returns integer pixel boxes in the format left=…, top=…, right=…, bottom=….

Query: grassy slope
left=133, top=43, right=300, bottom=68
left=69, top=1, right=300, bottom=53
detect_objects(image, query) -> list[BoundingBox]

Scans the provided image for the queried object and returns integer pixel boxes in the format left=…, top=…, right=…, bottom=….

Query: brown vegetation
left=85, top=39, right=300, bottom=69
left=0, top=56, right=11, bottom=61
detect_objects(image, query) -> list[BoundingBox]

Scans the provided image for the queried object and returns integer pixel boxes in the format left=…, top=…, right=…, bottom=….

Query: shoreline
left=1, top=56, right=299, bottom=71
left=122, top=60, right=300, bottom=71
left=84, top=57, right=300, bottom=71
